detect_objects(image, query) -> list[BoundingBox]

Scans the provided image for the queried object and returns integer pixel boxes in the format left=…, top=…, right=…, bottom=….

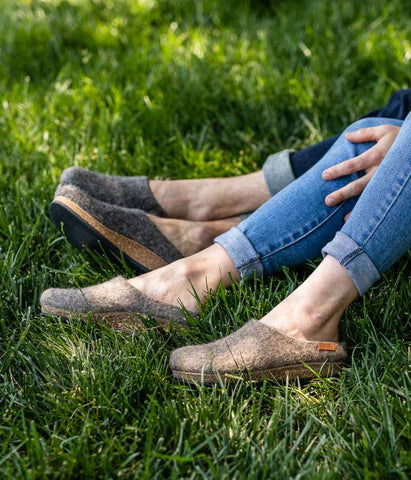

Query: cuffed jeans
left=216, top=114, right=411, bottom=296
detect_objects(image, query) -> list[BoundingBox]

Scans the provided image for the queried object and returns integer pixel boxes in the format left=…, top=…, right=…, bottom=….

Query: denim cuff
left=214, top=227, right=265, bottom=279
left=263, top=149, right=296, bottom=196
left=322, top=232, right=381, bottom=296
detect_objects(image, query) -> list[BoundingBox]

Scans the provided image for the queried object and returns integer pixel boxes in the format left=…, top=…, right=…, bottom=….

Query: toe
left=40, top=287, right=89, bottom=314
left=169, top=344, right=214, bottom=373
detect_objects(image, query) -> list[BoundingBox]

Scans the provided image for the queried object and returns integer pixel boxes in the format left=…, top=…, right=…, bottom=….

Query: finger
left=345, top=125, right=387, bottom=143
left=325, top=174, right=371, bottom=206
left=344, top=212, right=352, bottom=222
left=322, top=143, right=384, bottom=180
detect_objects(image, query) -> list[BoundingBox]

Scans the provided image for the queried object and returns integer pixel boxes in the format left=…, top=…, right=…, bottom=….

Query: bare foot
left=260, top=256, right=358, bottom=341
left=148, top=215, right=240, bottom=256
left=128, top=244, right=240, bottom=312
left=150, top=171, right=270, bottom=221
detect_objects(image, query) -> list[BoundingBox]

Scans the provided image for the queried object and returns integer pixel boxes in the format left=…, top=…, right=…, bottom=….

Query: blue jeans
left=215, top=114, right=411, bottom=296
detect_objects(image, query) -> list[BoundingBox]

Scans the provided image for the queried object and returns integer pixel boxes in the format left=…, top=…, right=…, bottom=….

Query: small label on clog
left=318, top=342, right=337, bottom=351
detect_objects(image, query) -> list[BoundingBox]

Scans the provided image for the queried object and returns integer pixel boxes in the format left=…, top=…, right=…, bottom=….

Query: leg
left=170, top=113, right=411, bottom=383
left=252, top=110, right=411, bottom=341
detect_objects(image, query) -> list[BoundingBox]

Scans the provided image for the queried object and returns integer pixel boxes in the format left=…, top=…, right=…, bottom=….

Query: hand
left=322, top=124, right=401, bottom=206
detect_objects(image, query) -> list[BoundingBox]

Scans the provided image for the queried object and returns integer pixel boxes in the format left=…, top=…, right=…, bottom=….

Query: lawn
left=0, top=0, right=410, bottom=477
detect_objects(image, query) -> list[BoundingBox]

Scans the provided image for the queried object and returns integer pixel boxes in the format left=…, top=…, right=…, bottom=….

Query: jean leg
left=216, top=118, right=404, bottom=278
left=322, top=112, right=411, bottom=295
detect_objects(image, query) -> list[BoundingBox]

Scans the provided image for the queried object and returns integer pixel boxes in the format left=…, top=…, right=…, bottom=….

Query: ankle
left=150, top=180, right=185, bottom=217
left=289, top=256, right=358, bottom=338
left=129, top=244, right=239, bottom=310
left=260, top=282, right=345, bottom=342
left=128, top=256, right=205, bottom=311
left=149, top=214, right=241, bottom=257
left=292, top=300, right=341, bottom=341
left=175, top=244, right=240, bottom=297
left=190, top=218, right=240, bottom=251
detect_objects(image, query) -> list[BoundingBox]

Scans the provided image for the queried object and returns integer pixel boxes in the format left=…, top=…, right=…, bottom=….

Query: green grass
left=1, top=0, right=410, bottom=477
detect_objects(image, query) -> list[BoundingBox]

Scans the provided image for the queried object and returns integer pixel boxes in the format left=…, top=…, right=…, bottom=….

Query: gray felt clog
left=40, top=276, right=196, bottom=330
left=49, top=184, right=182, bottom=273
left=170, top=320, right=347, bottom=384
left=61, top=166, right=167, bottom=216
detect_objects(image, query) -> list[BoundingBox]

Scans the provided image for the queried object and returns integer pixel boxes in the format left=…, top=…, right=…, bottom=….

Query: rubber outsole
left=49, top=200, right=153, bottom=274
left=172, top=362, right=345, bottom=385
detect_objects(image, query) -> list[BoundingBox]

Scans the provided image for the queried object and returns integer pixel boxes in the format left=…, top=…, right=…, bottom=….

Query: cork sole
left=172, top=362, right=345, bottom=384
left=41, top=306, right=175, bottom=331
left=49, top=196, right=168, bottom=274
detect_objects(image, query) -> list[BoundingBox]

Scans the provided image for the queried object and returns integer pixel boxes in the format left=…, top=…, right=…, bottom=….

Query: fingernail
left=322, top=171, right=330, bottom=180
left=326, top=196, right=336, bottom=206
